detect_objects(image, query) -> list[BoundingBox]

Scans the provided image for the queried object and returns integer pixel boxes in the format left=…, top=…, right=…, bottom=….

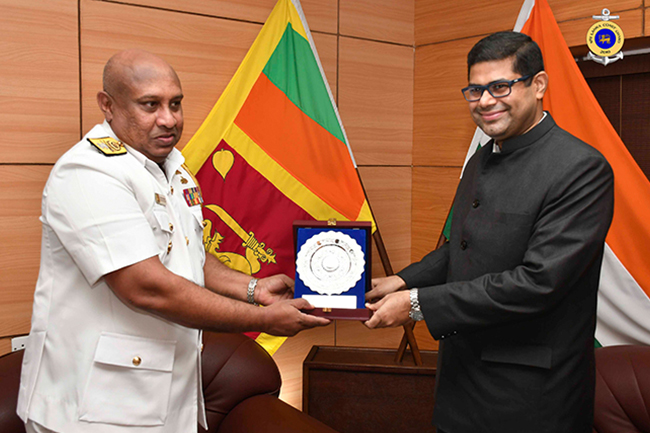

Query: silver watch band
left=409, top=288, right=424, bottom=321
left=247, top=278, right=259, bottom=306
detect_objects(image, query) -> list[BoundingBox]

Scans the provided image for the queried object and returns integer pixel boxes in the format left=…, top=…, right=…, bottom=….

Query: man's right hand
left=365, top=275, right=407, bottom=303
left=262, top=298, right=331, bottom=336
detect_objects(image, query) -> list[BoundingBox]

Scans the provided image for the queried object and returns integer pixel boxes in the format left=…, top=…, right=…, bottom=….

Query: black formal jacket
left=398, top=115, right=614, bottom=433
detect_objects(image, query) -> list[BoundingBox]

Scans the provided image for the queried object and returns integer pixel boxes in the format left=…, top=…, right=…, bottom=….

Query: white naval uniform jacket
left=17, top=122, right=208, bottom=432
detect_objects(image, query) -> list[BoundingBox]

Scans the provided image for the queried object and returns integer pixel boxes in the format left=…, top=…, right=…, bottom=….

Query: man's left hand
left=255, top=274, right=294, bottom=306
left=364, top=290, right=411, bottom=329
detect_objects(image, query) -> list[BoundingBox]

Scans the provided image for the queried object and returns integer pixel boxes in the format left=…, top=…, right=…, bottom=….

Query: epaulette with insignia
left=88, top=137, right=127, bottom=156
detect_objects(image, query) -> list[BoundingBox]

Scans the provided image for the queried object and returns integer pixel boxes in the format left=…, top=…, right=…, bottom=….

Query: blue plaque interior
left=294, top=224, right=370, bottom=310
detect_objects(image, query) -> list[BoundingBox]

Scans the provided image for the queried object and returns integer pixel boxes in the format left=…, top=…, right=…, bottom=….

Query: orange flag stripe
left=522, top=1, right=650, bottom=298
left=234, top=73, right=366, bottom=220
left=223, top=123, right=350, bottom=221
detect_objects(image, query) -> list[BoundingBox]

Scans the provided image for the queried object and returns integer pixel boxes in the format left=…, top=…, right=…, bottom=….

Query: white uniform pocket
left=78, top=333, right=176, bottom=426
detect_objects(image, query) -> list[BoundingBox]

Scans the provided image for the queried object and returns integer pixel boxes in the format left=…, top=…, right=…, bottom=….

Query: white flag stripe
left=513, top=0, right=535, bottom=32
left=597, top=244, right=650, bottom=346
left=460, top=128, right=491, bottom=178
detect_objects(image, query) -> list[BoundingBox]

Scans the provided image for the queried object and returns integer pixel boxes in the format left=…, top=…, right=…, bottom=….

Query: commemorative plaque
left=293, top=220, right=372, bottom=320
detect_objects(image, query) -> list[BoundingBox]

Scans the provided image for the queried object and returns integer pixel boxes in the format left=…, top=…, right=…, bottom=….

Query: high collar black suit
left=398, top=115, right=614, bottom=433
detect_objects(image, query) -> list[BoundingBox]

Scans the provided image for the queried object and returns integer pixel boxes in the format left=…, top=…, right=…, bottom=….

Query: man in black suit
left=365, top=31, right=614, bottom=433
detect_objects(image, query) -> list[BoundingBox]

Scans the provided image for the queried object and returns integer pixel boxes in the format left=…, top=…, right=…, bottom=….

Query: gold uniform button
left=170, top=186, right=174, bottom=194
left=169, top=223, right=174, bottom=231
left=132, top=356, right=142, bottom=366
left=186, top=236, right=189, bottom=245
left=202, top=220, right=208, bottom=228
left=167, top=241, right=173, bottom=253
left=200, top=344, right=204, bottom=353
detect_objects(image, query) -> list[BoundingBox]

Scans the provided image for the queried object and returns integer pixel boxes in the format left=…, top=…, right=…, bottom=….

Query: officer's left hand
left=256, top=274, right=295, bottom=306
left=364, top=290, right=411, bottom=329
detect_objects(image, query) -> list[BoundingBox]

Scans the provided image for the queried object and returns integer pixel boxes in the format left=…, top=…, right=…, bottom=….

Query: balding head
left=97, top=49, right=184, bottom=163
left=102, top=49, right=181, bottom=100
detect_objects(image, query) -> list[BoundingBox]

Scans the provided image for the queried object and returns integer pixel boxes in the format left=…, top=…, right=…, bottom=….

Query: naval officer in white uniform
left=17, top=49, right=330, bottom=433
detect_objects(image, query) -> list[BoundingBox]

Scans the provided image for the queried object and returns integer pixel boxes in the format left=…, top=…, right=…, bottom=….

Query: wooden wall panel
left=80, top=0, right=260, bottom=150
left=358, top=167, right=411, bottom=275
left=80, top=1, right=338, bottom=150
left=548, top=0, right=641, bottom=23
left=336, top=323, right=437, bottom=355
left=336, top=321, right=403, bottom=348
left=416, top=0, right=643, bottom=47
left=645, top=7, right=650, bottom=36
left=340, top=0, right=414, bottom=45
left=113, top=0, right=338, bottom=34
left=297, top=0, right=338, bottom=34
left=416, top=0, right=522, bottom=46
left=0, top=338, right=12, bottom=358
left=312, top=33, right=338, bottom=101
left=274, top=324, right=335, bottom=410
left=339, top=38, right=413, bottom=166
left=414, top=38, right=479, bottom=167
left=0, top=166, right=51, bottom=337
left=558, top=9, right=643, bottom=48
left=0, top=0, right=79, bottom=163
left=337, top=322, right=438, bottom=353
left=414, top=321, right=438, bottom=350
left=412, top=167, right=461, bottom=263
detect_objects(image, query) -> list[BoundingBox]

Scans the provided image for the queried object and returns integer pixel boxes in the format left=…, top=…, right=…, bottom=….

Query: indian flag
left=458, top=0, right=650, bottom=347
left=182, top=0, right=374, bottom=354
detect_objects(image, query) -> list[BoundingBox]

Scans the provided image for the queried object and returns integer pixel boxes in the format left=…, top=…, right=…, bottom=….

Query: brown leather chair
left=0, top=332, right=337, bottom=433
left=593, top=345, right=650, bottom=433
left=0, top=344, right=24, bottom=433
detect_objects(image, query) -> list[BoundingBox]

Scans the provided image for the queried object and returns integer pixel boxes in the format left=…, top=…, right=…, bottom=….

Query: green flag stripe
left=443, top=142, right=487, bottom=240
left=442, top=207, right=453, bottom=239
left=263, top=23, right=345, bottom=143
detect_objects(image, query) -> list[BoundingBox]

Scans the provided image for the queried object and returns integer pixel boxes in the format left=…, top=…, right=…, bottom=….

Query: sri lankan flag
left=182, top=0, right=375, bottom=354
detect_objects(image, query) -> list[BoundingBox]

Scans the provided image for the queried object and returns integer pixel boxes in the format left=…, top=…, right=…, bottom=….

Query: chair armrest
left=201, top=332, right=281, bottom=432
left=593, top=345, right=650, bottom=433
left=0, top=350, right=26, bottom=433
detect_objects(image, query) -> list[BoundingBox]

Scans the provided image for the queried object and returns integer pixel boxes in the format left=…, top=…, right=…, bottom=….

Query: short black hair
left=467, top=31, right=544, bottom=79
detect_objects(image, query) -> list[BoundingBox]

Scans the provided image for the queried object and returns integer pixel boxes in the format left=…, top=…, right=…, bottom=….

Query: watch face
left=409, top=310, right=424, bottom=322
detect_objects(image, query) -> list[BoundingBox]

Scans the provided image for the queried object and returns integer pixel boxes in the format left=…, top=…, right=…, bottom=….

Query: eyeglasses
left=461, top=75, right=532, bottom=102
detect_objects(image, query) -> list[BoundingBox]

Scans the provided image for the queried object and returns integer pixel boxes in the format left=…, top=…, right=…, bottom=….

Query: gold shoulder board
left=88, top=137, right=127, bottom=156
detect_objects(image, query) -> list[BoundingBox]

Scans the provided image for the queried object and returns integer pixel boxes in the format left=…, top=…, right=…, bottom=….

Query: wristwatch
left=247, top=278, right=259, bottom=306
left=409, top=288, right=424, bottom=322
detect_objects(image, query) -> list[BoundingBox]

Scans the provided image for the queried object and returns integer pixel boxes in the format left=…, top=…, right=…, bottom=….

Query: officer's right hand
left=263, top=298, right=331, bottom=336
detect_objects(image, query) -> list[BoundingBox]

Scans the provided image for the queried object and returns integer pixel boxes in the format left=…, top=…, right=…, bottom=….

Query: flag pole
left=355, top=168, right=423, bottom=366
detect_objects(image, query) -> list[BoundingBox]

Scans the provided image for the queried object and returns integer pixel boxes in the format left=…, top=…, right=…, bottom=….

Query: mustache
left=477, top=106, right=506, bottom=114
left=152, top=128, right=178, bottom=138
